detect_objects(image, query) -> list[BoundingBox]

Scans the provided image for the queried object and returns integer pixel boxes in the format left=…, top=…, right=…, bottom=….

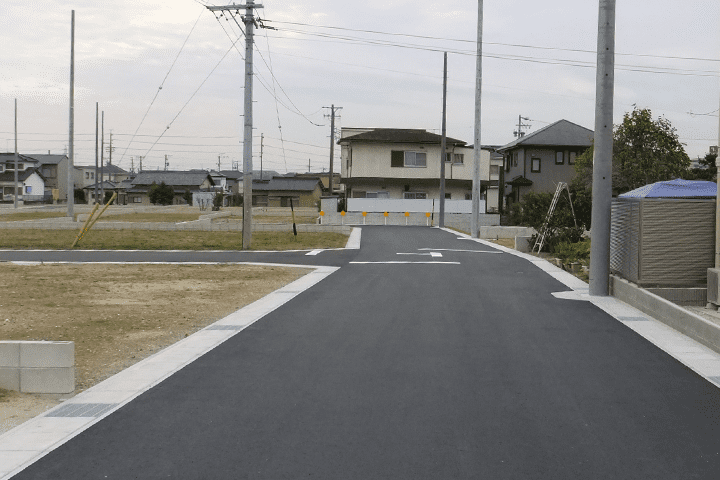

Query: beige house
left=339, top=128, right=493, bottom=204
left=252, top=177, right=322, bottom=208
left=497, top=119, right=593, bottom=206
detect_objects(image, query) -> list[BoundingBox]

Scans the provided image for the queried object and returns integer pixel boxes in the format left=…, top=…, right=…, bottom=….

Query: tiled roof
left=0, top=167, right=45, bottom=183
left=497, top=120, right=593, bottom=151
left=339, top=128, right=467, bottom=146
left=0, top=153, right=37, bottom=164
left=131, top=171, right=214, bottom=187
left=24, top=154, right=68, bottom=165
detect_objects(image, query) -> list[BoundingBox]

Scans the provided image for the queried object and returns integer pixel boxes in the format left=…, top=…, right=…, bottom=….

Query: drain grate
left=617, top=316, right=649, bottom=322
left=46, top=403, right=118, bottom=418
left=206, top=325, right=245, bottom=331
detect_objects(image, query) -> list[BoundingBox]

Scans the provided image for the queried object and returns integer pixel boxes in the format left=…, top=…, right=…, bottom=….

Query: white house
left=339, top=128, right=494, bottom=208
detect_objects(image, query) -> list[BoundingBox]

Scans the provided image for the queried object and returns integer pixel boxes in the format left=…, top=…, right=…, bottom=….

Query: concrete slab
left=19, top=342, right=74, bottom=368
left=0, top=342, right=20, bottom=368
left=20, top=367, right=75, bottom=394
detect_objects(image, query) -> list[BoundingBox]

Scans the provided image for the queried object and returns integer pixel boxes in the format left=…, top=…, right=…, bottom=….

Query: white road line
left=417, top=248, right=502, bottom=254
left=350, top=261, right=460, bottom=264
left=306, top=249, right=323, bottom=256
left=396, top=252, right=443, bottom=257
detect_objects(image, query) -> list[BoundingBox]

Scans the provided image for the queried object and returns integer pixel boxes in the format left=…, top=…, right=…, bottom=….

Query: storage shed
left=610, top=179, right=716, bottom=287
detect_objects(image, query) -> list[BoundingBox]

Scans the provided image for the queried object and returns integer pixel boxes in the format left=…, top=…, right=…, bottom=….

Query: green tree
left=182, top=189, right=193, bottom=205
left=148, top=182, right=175, bottom=205
left=685, top=153, right=717, bottom=181
left=575, top=107, right=691, bottom=195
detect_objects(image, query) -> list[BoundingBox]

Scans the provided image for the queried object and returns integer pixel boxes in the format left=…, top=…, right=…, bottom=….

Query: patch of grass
left=98, top=213, right=201, bottom=223
left=0, top=388, right=12, bottom=402
left=0, top=211, right=66, bottom=222
left=0, top=229, right=348, bottom=250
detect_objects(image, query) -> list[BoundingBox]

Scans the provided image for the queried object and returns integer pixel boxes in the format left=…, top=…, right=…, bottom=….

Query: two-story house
left=339, top=128, right=492, bottom=204
left=497, top=119, right=593, bottom=206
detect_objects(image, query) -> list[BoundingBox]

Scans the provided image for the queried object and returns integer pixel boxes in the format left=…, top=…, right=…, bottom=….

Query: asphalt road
left=10, top=227, right=720, bottom=479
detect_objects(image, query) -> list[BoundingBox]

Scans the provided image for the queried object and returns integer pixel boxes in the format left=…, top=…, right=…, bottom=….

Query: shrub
left=553, top=239, right=591, bottom=264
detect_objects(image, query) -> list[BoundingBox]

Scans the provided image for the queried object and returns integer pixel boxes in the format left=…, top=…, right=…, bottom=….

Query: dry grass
left=0, top=229, right=348, bottom=250
left=0, top=211, right=66, bottom=222
left=98, top=212, right=201, bottom=223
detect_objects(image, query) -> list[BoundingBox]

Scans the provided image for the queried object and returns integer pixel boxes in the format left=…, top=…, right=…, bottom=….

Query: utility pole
left=217, top=155, right=221, bottom=172
left=95, top=102, right=99, bottom=205
left=101, top=110, right=105, bottom=202
left=107, top=132, right=113, bottom=166
left=260, top=133, right=264, bottom=180
left=589, top=0, right=616, bottom=296
left=439, top=52, right=448, bottom=228
left=324, top=105, right=342, bottom=196
left=67, top=10, right=75, bottom=217
left=514, top=115, right=531, bottom=138
left=207, top=1, right=261, bottom=249
left=308, top=159, right=311, bottom=173
left=14, top=99, right=18, bottom=209
left=165, top=154, right=170, bottom=171
left=139, top=156, right=143, bottom=172
left=471, top=0, right=483, bottom=238
left=716, top=73, right=720, bottom=268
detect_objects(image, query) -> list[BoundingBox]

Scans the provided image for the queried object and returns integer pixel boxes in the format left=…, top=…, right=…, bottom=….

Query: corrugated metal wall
left=610, top=200, right=640, bottom=283
left=611, top=199, right=715, bottom=286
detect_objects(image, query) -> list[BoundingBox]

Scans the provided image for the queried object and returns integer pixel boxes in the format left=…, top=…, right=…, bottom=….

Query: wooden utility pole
left=207, top=1, right=262, bottom=249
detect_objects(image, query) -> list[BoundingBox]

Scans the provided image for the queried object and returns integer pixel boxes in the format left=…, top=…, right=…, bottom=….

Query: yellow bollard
left=405, top=211, right=410, bottom=226
left=384, top=211, right=388, bottom=226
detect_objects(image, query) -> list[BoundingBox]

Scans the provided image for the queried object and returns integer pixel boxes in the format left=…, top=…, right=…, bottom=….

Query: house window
left=513, top=152, right=518, bottom=166
left=404, top=151, right=427, bottom=167
left=555, top=151, right=564, bottom=165
left=5, top=164, right=13, bottom=171
left=445, top=193, right=451, bottom=199
left=133, top=196, right=142, bottom=203
left=403, top=192, right=427, bottom=199
left=25, top=186, right=32, bottom=194
left=17, top=163, right=23, bottom=170
left=85, top=172, right=90, bottom=179
left=0, top=165, right=3, bottom=172
left=531, top=157, right=541, bottom=173
left=445, top=153, right=464, bottom=164
left=569, top=152, right=576, bottom=165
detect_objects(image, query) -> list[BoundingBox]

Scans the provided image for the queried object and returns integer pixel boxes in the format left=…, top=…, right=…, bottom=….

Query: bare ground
left=0, top=263, right=310, bottom=434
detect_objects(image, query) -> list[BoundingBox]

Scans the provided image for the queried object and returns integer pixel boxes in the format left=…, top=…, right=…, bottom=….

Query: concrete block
left=19, top=341, right=74, bottom=368
left=20, top=367, right=75, bottom=394
left=0, top=341, right=21, bottom=367
left=0, top=367, right=20, bottom=391
left=515, top=236, right=533, bottom=253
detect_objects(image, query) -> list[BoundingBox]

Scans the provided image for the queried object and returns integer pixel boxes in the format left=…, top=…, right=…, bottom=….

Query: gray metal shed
left=610, top=179, right=716, bottom=287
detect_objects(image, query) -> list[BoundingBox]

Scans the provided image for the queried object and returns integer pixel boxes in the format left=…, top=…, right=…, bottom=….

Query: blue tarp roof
left=619, top=179, right=717, bottom=198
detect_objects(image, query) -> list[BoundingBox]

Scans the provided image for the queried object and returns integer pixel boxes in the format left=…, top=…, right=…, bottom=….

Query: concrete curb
left=610, top=275, right=720, bottom=354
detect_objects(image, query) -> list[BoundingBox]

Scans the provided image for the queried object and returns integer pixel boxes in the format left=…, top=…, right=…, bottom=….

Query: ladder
left=532, top=182, right=577, bottom=254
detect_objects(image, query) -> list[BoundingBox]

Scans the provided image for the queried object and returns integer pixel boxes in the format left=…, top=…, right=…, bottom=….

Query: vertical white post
left=589, top=0, right=616, bottom=296
left=471, top=0, right=484, bottom=238
left=14, top=99, right=18, bottom=209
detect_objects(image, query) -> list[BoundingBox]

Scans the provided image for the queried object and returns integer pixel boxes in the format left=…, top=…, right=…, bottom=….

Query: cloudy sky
left=1, top=0, right=718, bottom=174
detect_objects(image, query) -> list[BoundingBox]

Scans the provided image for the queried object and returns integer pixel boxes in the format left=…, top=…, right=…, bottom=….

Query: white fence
left=347, top=199, right=482, bottom=214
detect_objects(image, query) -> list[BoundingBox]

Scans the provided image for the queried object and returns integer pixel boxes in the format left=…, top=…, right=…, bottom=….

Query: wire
left=141, top=38, right=241, bottom=158
left=268, top=20, right=720, bottom=64
left=118, top=7, right=205, bottom=167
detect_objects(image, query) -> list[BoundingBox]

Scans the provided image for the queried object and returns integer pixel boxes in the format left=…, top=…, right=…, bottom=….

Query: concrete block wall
left=479, top=226, right=536, bottom=239
left=0, top=341, right=75, bottom=394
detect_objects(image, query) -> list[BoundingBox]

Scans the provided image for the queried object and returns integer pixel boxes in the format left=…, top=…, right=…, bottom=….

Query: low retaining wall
left=320, top=212, right=500, bottom=229
left=610, top=275, right=720, bottom=354
left=0, top=341, right=75, bottom=394
left=479, top=226, right=536, bottom=239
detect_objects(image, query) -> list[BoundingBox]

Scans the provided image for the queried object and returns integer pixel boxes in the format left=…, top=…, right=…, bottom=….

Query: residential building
left=24, top=154, right=69, bottom=202
left=125, top=171, right=215, bottom=205
left=251, top=176, right=323, bottom=207
left=339, top=128, right=492, bottom=204
left=496, top=119, right=593, bottom=206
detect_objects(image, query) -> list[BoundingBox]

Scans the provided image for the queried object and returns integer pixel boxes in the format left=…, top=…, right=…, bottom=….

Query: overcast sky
left=1, top=0, right=718, bottom=174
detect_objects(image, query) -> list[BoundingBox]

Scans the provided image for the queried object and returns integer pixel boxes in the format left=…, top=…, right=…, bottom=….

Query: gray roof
left=0, top=153, right=37, bottom=164
left=497, top=120, right=593, bottom=152
left=339, top=128, right=467, bottom=146
left=131, top=171, right=214, bottom=187
left=252, top=177, right=320, bottom=192
left=82, top=181, right=120, bottom=190
left=103, top=163, right=128, bottom=174
left=0, top=167, right=46, bottom=183
left=24, top=154, right=68, bottom=165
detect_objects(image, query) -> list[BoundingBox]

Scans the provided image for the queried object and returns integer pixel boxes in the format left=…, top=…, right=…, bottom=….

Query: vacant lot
left=0, top=262, right=311, bottom=432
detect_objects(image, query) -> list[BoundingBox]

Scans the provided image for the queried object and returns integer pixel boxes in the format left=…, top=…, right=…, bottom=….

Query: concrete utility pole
left=471, top=0, right=483, bottom=238
left=101, top=110, right=105, bottom=202
left=260, top=133, right=264, bottom=180
left=715, top=75, right=720, bottom=268
left=439, top=52, right=448, bottom=228
left=14, top=99, right=18, bottom=209
left=207, top=1, right=262, bottom=249
left=67, top=10, right=75, bottom=217
left=95, top=102, right=99, bottom=205
left=324, top=105, right=342, bottom=196
left=165, top=154, right=170, bottom=171
left=589, top=0, right=616, bottom=296
left=107, top=132, right=113, bottom=166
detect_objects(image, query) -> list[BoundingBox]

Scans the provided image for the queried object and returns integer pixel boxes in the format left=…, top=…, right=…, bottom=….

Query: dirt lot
left=0, top=262, right=310, bottom=434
